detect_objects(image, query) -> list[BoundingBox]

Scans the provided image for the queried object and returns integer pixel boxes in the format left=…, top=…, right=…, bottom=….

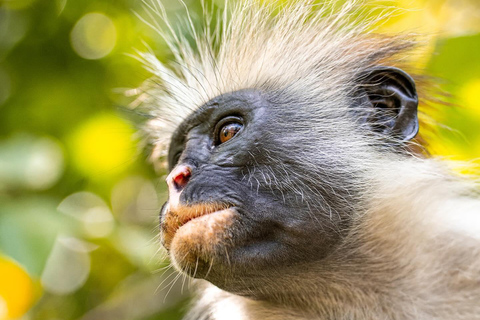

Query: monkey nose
left=167, top=164, right=192, bottom=192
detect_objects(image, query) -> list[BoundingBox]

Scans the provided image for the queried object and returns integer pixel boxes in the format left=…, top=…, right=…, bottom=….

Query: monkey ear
left=356, top=67, right=419, bottom=141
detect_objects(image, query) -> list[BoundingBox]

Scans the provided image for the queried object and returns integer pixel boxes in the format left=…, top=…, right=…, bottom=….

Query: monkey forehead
left=178, top=89, right=267, bottom=130
left=168, top=90, right=269, bottom=148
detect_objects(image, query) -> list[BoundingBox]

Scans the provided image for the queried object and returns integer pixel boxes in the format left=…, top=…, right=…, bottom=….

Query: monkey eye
left=216, top=118, right=243, bottom=145
left=219, top=122, right=242, bottom=144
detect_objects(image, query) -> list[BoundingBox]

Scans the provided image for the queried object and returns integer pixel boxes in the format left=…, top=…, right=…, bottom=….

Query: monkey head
left=158, top=67, right=419, bottom=297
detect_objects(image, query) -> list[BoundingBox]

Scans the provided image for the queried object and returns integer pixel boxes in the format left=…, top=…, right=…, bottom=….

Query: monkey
left=135, top=0, right=480, bottom=319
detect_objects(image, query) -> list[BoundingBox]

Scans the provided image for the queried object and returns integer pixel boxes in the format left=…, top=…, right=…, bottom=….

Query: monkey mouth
left=161, top=202, right=234, bottom=250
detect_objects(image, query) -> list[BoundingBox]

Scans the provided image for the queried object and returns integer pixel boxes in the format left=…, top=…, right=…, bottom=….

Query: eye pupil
left=219, top=122, right=242, bottom=144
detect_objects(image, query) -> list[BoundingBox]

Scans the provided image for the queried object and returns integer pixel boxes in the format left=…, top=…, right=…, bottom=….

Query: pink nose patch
left=171, top=165, right=191, bottom=190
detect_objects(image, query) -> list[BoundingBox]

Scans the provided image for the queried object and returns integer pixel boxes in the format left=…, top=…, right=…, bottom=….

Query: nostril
left=171, top=166, right=192, bottom=191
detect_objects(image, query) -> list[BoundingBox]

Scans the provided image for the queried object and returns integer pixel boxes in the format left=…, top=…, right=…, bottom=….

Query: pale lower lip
left=179, top=208, right=231, bottom=228
left=171, top=207, right=236, bottom=243
left=162, top=205, right=236, bottom=250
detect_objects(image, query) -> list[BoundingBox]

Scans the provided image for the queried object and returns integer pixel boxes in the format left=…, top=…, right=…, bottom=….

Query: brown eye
left=218, top=122, right=243, bottom=144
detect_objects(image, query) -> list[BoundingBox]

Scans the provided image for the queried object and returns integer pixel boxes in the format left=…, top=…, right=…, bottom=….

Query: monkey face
left=158, top=66, right=419, bottom=295
left=160, top=89, right=360, bottom=294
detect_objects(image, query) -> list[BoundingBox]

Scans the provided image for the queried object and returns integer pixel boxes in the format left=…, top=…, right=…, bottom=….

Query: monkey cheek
left=169, top=208, right=236, bottom=277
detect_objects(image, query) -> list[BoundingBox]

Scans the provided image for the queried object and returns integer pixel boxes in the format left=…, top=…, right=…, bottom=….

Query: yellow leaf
left=0, top=257, right=35, bottom=319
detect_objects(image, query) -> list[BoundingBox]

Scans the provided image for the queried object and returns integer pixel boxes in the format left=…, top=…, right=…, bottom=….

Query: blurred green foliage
left=0, top=0, right=479, bottom=319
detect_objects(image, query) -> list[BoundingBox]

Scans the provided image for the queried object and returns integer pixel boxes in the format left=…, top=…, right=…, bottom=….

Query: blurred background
left=0, top=0, right=479, bottom=319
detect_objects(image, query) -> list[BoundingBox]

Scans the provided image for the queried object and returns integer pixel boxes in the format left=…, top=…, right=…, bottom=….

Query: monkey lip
left=161, top=203, right=233, bottom=249
left=178, top=205, right=230, bottom=228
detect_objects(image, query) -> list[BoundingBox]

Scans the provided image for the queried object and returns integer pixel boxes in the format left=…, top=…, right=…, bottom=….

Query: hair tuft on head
left=134, top=0, right=419, bottom=164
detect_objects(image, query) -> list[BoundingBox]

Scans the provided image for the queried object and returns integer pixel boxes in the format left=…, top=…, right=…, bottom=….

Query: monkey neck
left=190, top=158, right=480, bottom=319
left=272, top=158, right=480, bottom=316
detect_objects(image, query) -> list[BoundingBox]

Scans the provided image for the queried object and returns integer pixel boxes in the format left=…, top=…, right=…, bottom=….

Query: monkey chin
left=166, top=206, right=237, bottom=278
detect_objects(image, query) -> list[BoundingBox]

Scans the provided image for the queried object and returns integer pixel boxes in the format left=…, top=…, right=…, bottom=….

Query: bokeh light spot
left=41, top=237, right=95, bottom=295
left=83, top=207, right=115, bottom=238
left=70, top=12, right=117, bottom=60
left=460, top=79, right=480, bottom=117
left=0, top=135, right=64, bottom=190
left=68, top=114, right=136, bottom=180
left=0, top=257, right=34, bottom=319
left=25, top=137, right=64, bottom=189
left=58, top=192, right=115, bottom=238
left=111, top=176, right=159, bottom=225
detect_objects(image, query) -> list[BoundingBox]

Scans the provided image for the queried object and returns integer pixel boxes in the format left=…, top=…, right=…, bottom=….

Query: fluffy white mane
left=135, top=0, right=416, bottom=161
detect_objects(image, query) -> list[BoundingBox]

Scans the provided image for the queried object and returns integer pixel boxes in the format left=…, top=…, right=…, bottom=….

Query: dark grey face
left=162, top=89, right=352, bottom=289
left=159, top=67, right=418, bottom=296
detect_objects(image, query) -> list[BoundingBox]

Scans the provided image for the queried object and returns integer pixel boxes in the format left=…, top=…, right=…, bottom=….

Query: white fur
left=136, top=0, right=414, bottom=162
